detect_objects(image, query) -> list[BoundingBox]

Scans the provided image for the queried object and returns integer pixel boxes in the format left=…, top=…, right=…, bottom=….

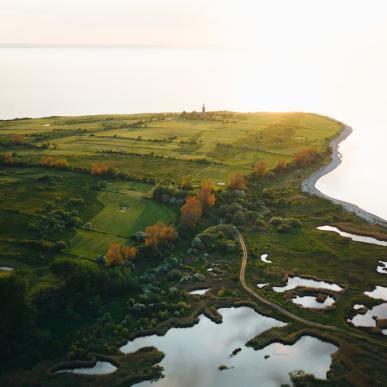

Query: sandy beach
left=302, top=124, right=387, bottom=228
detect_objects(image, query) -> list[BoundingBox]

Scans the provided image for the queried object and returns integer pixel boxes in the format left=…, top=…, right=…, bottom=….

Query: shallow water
left=377, top=261, right=387, bottom=274
left=317, top=226, right=387, bottom=247
left=273, top=276, right=343, bottom=293
left=56, top=361, right=117, bottom=375
left=120, top=307, right=337, bottom=387
left=0, top=267, right=14, bottom=272
left=189, top=288, right=211, bottom=295
left=292, top=295, right=335, bottom=309
left=364, top=286, right=387, bottom=302
left=261, top=254, right=272, bottom=264
left=349, top=303, right=387, bottom=329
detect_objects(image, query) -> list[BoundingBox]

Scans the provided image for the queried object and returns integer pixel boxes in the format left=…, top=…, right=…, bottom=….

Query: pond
left=260, top=254, right=272, bottom=264
left=292, top=295, right=335, bottom=309
left=317, top=226, right=387, bottom=247
left=189, top=288, right=211, bottom=295
left=377, top=261, right=387, bottom=274
left=0, top=267, right=14, bottom=272
left=349, top=303, right=387, bottom=332
left=273, top=276, right=343, bottom=293
left=364, top=286, right=387, bottom=301
left=120, top=307, right=338, bottom=387
left=55, top=361, right=117, bottom=375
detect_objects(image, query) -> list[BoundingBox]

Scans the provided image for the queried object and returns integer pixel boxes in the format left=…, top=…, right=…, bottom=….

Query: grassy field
left=1, top=112, right=342, bottom=182
left=5, top=111, right=387, bottom=386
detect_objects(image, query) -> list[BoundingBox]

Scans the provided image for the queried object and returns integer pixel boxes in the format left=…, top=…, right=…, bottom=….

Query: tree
left=91, top=162, right=109, bottom=175
left=2, top=152, right=13, bottom=165
left=228, top=172, right=247, bottom=190
left=180, top=176, right=192, bottom=190
left=293, top=147, right=319, bottom=166
left=180, top=195, right=203, bottom=228
left=253, top=160, right=268, bottom=177
left=0, top=274, right=35, bottom=359
left=276, top=159, right=288, bottom=171
left=11, top=134, right=24, bottom=145
left=106, top=242, right=125, bottom=266
left=123, top=246, right=137, bottom=261
left=41, top=156, right=70, bottom=168
left=197, top=179, right=216, bottom=210
left=144, top=223, right=177, bottom=247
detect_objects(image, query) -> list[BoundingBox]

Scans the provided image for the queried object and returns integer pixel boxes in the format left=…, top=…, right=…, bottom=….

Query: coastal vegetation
left=1, top=112, right=386, bottom=386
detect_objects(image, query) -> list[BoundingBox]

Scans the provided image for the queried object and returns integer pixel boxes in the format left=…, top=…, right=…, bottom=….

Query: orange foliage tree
left=276, top=159, right=288, bottom=171
left=253, top=160, right=268, bottom=177
left=180, top=195, right=203, bottom=228
left=2, top=152, right=13, bottom=165
left=145, top=223, right=177, bottom=247
left=123, top=246, right=137, bottom=261
left=293, top=147, right=319, bottom=166
left=106, top=242, right=125, bottom=266
left=227, top=172, right=247, bottom=190
left=197, top=179, right=216, bottom=210
left=11, top=134, right=24, bottom=145
left=41, top=156, right=70, bottom=168
left=180, top=176, right=192, bottom=190
left=91, top=162, right=109, bottom=175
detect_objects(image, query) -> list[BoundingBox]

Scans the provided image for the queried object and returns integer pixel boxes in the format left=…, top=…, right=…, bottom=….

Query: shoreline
left=302, top=124, right=387, bottom=228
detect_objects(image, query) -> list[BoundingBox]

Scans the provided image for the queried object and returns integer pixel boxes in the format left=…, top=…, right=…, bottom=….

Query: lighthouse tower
left=202, top=104, right=206, bottom=114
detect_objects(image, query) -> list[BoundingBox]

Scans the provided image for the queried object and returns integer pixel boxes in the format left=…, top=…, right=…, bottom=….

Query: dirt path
left=236, top=229, right=387, bottom=348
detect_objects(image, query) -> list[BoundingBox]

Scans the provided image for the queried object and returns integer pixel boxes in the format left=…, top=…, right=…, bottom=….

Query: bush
left=166, top=269, right=183, bottom=281
left=269, top=216, right=284, bottom=226
left=255, top=218, right=266, bottom=229
left=286, top=218, right=302, bottom=228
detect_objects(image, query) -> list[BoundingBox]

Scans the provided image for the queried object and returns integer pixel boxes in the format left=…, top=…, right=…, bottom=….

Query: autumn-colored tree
left=2, top=152, right=13, bottom=165
left=276, top=159, right=288, bottom=171
left=253, top=160, right=268, bottom=177
left=41, top=156, right=70, bottom=168
left=145, top=223, right=177, bottom=247
left=91, top=162, right=109, bottom=175
left=180, top=195, right=203, bottom=228
left=106, top=242, right=125, bottom=266
left=227, top=172, right=247, bottom=190
left=180, top=176, right=192, bottom=190
left=123, top=246, right=137, bottom=261
left=54, top=158, right=70, bottom=168
left=11, top=134, right=24, bottom=145
left=197, top=179, right=216, bottom=210
left=293, top=147, right=319, bottom=166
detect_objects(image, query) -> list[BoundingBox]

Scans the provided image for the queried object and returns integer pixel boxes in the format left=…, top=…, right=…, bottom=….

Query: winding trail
left=236, top=229, right=387, bottom=348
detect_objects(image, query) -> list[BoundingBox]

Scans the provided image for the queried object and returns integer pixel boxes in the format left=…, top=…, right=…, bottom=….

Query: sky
left=1, top=0, right=387, bottom=49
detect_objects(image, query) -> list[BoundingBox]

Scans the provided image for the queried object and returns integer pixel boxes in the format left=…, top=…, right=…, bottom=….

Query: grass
left=8, top=111, right=387, bottom=385
left=1, top=111, right=342, bottom=183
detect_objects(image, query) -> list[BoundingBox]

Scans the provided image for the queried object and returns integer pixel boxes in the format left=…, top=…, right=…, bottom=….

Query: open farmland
left=0, top=111, right=342, bottom=183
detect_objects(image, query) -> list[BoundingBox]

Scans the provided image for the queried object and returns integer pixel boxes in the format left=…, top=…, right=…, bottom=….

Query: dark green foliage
left=0, top=273, right=35, bottom=362
left=29, top=209, right=81, bottom=236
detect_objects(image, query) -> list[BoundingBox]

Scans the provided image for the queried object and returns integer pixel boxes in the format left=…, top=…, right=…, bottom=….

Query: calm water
left=317, top=226, right=387, bottom=246
left=56, top=361, right=117, bottom=375
left=292, top=295, right=335, bottom=309
left=120, top=307, right=337, bottom=387
left=0, top=47, right=386, bottom=221
left=272, top=276, right=343, bottom=293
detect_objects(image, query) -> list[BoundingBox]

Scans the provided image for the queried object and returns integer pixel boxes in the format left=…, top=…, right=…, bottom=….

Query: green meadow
left=3, top=111, right=387, bottom=386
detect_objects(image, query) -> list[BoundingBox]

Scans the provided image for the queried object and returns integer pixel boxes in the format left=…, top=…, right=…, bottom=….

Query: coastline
left=302, top=124, right=387, bottom=228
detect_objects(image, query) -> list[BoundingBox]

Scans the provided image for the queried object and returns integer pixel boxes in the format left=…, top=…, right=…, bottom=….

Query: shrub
left=287, top=218, right=302, bottom=228
left=166, top=269, right=183, bottom=281
left=269, top=216, right=284, bottom=226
